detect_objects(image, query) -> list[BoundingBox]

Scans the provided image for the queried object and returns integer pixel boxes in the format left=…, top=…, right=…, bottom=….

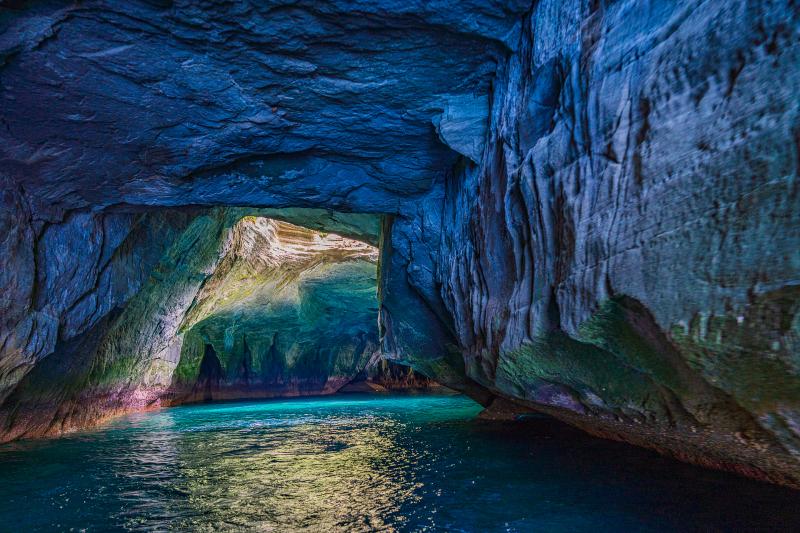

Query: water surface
left=1, top=393, right=799, bottom=531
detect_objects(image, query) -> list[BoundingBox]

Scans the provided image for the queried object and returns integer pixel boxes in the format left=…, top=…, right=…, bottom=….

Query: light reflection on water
left=0, top=393, right=799, bottom=531
left=105, top=396, right=440, bottom=531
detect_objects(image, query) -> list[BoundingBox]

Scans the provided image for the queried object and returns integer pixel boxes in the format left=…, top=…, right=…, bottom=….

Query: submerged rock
left=0, top=0, right=799, bottom=487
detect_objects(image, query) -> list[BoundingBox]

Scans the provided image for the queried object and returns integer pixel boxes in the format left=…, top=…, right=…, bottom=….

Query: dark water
left=0, top=394, right=799, bottom=532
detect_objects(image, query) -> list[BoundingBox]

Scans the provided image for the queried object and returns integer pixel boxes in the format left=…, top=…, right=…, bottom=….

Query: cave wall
left=1, top=0, right=800, bottom=486
left=414, top=0, right=800, bottom=485
left=0, top=207, right=241, bottom=440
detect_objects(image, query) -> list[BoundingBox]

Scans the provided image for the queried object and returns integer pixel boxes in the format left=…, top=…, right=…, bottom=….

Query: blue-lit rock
left=0, top=0, right=526, bottom=216
left=1, top=0, right=800, bottom=487
left=427, top=0, right=800, bottom=486
left=432, top=94, right=489, bottom=163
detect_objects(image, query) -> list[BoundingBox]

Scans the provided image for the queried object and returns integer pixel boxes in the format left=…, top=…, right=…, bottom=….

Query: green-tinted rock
left=171, top=217, right=380, bottom=400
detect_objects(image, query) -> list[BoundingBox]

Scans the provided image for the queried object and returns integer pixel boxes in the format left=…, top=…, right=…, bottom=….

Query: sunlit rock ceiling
left=174, top=217, right=380, bottom=401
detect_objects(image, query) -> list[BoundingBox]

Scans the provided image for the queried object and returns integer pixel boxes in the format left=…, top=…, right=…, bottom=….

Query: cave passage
left=2, top=0, right=800, bottom=529
left=0, top=208, right=433, bottom=444
left=170, top=213, right=431, bottom=402
left=173, top=214, right=382, bottom=402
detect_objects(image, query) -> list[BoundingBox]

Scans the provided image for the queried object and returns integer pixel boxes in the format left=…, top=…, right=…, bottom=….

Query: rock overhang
left=0, top=0, right=529, bottom=220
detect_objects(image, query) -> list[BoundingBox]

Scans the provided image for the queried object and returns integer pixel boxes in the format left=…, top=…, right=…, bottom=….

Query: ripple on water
left=0, top=393, right=799, bottom=532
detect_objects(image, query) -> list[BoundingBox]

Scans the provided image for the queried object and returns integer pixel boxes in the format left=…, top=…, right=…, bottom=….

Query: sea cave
left=1, top=0, right=800, bottom=530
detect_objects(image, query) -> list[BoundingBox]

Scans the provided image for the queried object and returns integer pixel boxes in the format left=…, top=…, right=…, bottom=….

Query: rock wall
left=0, top=207, right=240, bottom=440
left=1, top=0, right=799, bottom=487
left=423, top=0, right=800, bottom=486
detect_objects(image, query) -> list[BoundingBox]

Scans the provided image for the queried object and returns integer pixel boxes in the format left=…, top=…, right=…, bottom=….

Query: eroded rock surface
left=171, top=217, right=380, bottom=401
left=1, top=0, right=800, bottom=486
left=0, top=207, right=240, bottom=440
left=428, top=0, right=800, bottom=486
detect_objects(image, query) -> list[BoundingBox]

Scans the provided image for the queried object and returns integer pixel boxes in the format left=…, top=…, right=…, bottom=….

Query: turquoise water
left=0, top=393, right=799, bottom=531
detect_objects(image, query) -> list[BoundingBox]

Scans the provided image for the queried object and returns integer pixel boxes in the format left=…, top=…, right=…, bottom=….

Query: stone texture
left=0, top=207, right=239, bottom=440
left=432, top=94, right=490, bottom=164
left=170, top=217, right=380, bottom=402
left=428, top=0, right=800, bottom=486
left=1, top=0, right=799, bottom=487
left=0, top=0, right=527, bottom=218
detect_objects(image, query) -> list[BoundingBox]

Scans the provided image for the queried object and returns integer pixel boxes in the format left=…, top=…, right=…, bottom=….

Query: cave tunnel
left=2, top=0, right=800, bottom=529
left=0, top=206, right=449, bottom=442
left=171, top=212, right=434, bottom=403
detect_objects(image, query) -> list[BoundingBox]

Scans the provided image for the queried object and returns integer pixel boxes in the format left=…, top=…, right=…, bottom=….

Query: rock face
left=429, top=0, right=800, bottom=486
left=1, top=1, right=800, bottom=486
left=171, top=217, right=380, bottom=402
left=0, top=207, right=240, bottom=439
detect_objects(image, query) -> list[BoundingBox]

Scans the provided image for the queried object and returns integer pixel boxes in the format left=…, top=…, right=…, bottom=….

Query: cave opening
left=170, top=212, right=432, bottom=403
left=0, top=207, right=438, bottom=445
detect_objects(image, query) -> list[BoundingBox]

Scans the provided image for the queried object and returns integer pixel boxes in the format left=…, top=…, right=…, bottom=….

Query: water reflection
left=170, top=420, right=415, bottom=530
left=111, top=397, right=442, bottom=531
left=0, top=394, right=799, bottom=532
